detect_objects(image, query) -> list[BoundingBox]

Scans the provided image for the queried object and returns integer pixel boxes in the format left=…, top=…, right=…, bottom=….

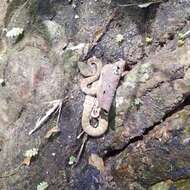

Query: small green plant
left=145, top=36, right=152, bottom=45
left=178, top=32, right=185, bottom=47
left=134, top=98, right=143, bottom=106
left=37, top=181, right=48, bottom=190
left=178, top=32, right=185, bottom=40
left=178, top=39, right=185, bottom=47
left=68, top=155, right=76, bottom=165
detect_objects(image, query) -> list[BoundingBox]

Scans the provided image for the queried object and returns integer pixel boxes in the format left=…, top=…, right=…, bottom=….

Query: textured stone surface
left=108, top=105, right=190, bottom=189
left=0, top=0, right=9, bottom=27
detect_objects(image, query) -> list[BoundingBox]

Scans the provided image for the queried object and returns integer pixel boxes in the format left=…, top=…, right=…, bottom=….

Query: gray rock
left=43, top=20, right=65, bottom=44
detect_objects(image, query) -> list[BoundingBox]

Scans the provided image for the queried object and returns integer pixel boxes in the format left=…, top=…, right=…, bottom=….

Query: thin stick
left=117, top=1, right=163, bottom=7
left=29, top=100, right=61, bottom=135
left=184, top=30, right=190, bottom=39
left=74, top=134, right=88, bottom=166
left=117, top=0, right=163, bottom=7
left=56, top=100, right=63, bottom=127
left=0, top=163, right=23, bottom=178
left=77, top=131, right=85, bottom=139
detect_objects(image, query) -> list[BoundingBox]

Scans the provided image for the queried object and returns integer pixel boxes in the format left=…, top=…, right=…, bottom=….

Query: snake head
left=112, top=59, right=126, bottom=75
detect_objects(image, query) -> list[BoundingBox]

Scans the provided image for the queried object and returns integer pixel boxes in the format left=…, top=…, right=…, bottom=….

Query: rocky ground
left=0, top=0, right=190, bottom=189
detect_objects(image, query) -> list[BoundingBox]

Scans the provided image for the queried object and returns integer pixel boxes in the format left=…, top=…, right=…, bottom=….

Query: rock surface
left=0, top=0, right=190, bottom=189
left=0, top=0, right=9, bottom=27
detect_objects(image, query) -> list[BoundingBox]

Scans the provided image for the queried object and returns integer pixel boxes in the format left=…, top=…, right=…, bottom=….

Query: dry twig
left=29, top=99, right=62, bottom=135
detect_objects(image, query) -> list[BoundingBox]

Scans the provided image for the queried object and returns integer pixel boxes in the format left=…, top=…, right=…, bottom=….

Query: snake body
left=80, top=57, right=102, bottom=96
left=80, top=57, right=125, bottom=137
left=97, top=59, right=126, bottom=112
left=82, top=95, right=108, bottom=137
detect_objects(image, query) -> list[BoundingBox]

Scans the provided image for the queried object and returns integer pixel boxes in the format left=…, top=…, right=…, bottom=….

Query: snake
left=80, top=56, right=102, bottom=96
left=82, top=95, right=108, bottom=137
left=80, top=57, right=125, bottom=137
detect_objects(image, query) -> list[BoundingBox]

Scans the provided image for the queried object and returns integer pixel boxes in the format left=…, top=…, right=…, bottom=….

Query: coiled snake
left=80, top=57, right=125, bottom=137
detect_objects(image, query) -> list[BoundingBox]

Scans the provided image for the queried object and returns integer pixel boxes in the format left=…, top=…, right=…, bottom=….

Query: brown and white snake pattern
left=80, top=56, right=125, bottom=137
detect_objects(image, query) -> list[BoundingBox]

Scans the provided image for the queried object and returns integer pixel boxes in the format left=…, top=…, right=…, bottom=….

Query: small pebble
left=75, top=15, right=79, bottom=19
left=0, top=79, right=5, bottom=86
left=52, top=152, right=56, bottom=156
left=72, top=3, right=77, bottom=8
left=183, top=137, right=190, bottom=145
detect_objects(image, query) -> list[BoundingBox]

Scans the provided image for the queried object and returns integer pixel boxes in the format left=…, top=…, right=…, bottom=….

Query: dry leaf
left=94, top=28, right=103, bottom=42
left=22, top=157, right=31, bottom=166
left=23, top=148, right=39, bottom=166
left=44, top=126, right=60, bottom=139
left=88, top=153, right=105, bottom=173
